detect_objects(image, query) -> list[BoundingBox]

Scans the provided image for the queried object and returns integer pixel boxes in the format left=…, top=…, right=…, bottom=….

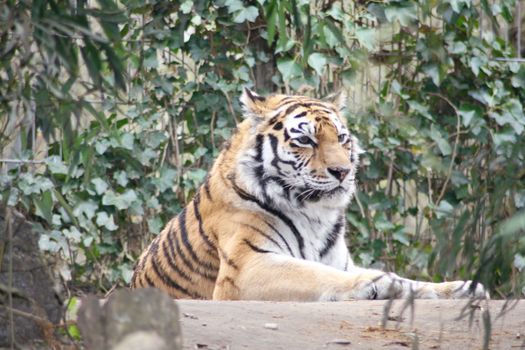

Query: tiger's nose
left=327, top=167, right=350, bottom=182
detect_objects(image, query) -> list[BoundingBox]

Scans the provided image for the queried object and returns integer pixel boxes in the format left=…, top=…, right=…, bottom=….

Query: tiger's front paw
left=437, top=280, right=489, bottom=299
left=347, top=273, right=405, bottom=300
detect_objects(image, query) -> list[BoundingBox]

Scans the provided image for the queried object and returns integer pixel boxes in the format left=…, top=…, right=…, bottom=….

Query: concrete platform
left=178, top=299, right=525, bottom=350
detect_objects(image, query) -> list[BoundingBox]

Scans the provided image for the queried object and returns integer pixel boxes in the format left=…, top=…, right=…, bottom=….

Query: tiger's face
left=238, top=89, right=362, bottom=209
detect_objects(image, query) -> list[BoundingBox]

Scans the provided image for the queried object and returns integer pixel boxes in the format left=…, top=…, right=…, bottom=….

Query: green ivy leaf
left=435, top=200, right=454, bottom=219
left=180, top=0, right=193, bottom=14
left=470, top=56, right=483, bottom=76
left=448, top=41, right=467, bottom=54
left=422, top=64, right=443, bottom=86
left=430, top=124, right=452, bottom=156
left=102, top=189, right=138, bottom=210
left=384, top=3, right=418, bottom=26
left=355, top=28, right=376, bottom=51
left=33, top=190, right=54, bottom=224
left=148, top=217, right=164, bottom=235
left=448, top=0, right=470, bottom=13
left=458, top=104, right=482, bottom=127
left=307, top=53, right=328, bottom=76
left=47, top=156, right=68, bottom=175
left=63, top=226, right=82, bottom=243
left=96, top=212, right=118, bottom=231
left=277, top=58, right=302, bottom=81
left=74, top=201, right=98, bottom=220
left=39, top=233, right=61, bottom=253
left=408, top=100, right=434, bottom=121
left=91, top=178, right=109, bottom=195
left=233, top=6, right=259, bottom=23
left=374, top=212, right=396, bottom=232
left=393, top=230, right=410, bottom=246
left=153, top=167, right=177, bottom=192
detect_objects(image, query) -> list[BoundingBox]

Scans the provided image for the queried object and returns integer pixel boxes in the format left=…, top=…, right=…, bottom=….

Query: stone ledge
left=177, top=299, right=525, bottom=350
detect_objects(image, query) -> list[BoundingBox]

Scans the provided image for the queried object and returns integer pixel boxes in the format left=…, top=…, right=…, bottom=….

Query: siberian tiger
left=131, top=89, right=486, bottom=301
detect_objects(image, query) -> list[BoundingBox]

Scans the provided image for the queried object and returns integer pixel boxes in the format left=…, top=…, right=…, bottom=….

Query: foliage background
left=1, top=0, right=524, bottom=297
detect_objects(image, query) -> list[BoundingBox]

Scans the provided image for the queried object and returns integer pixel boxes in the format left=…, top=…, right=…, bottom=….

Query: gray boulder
left=77, top=287, right=182, bottom=350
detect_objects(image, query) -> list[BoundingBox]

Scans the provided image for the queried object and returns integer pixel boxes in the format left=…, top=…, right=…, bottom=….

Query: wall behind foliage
left=1, top=0, right=524, bottom=297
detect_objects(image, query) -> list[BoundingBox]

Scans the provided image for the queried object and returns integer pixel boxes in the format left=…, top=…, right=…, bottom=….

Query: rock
left=263, top=322, right=279, bottom=330
left=77, top=288, right=182, bottom=350
left=0, top=206, right=63, bottom=347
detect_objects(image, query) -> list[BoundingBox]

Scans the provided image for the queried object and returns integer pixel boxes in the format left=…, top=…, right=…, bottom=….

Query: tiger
left=130, top=89, right=487, bottom=301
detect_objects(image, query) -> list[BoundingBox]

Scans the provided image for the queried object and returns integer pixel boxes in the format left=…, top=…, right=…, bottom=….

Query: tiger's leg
left=213, top=252, right=486, bottom=301
left=213, top=253, right=404, bottom=301
left=346, top=266, right=488, bottom=299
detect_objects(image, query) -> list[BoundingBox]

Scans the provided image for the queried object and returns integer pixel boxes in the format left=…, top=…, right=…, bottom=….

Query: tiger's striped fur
left=131, top=89, right=487, bottom=301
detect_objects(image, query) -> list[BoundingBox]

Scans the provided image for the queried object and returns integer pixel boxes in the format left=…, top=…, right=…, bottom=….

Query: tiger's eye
left=297, top=136, right=311, bottom=144
left=338, top=134, right=347, bottom=143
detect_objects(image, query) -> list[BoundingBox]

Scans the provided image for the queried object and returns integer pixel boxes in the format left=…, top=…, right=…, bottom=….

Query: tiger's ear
left=240, top=88, right=268, bottom=118
left=324, top=90, right=347, bottom=111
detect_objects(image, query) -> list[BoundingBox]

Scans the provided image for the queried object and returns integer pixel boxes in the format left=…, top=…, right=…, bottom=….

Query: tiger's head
left=235, top=88, right=363, bottom=210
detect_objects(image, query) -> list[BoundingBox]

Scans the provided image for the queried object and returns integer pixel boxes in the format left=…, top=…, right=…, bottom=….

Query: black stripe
left=273, top=121, right=283, bottom=130
left=254, top=134, right=264, bottom=162
left=219, top=247, right=239, bottom=270
left=245, top=89, right=266, bottom=102
left=179, top=207, right=218, bottom=271
left=293, top=111, right=308, bottom=119
left=297, top=121, right=309, bottom=130
left=344, top=254, right=350, bottom=271
left=203, top=175, right=213, bottom=201
left=220, top=276, right=239, bottom=290
left=303, top=156, right=311, bottom=167
left=284, top=129, right=290, bottom=141
left=301, top=102, right=335, bottom=110
left=229, top=175, right=305, bottom=258
left=131, top=270, right=139, bottom=287
left=164, top=220, right=198, bottom=282
left=254, top=165, right=265, bottom=179
left=243, top=238, right=273, bottom=254
left=319, top=214, right=345, bottom=258
left=173, top=221, right=217, bottom=281
left=193, top=193, right=218, bottom=254
left=144, top=272, right=155, bottom=286
left=284, top=103, right=301, bottom=115
left=268, top=134, right=300, bottom=169
left=136, top=274, right=147, bottom=288
left=150, top=252, right=196, bottom=298
left=275, top=97, right=294, bottom=108
left=268, top=116, right=279, bottom=125
left=241, top=223, right=283, bottom=251
left=266, top=221, right=295, bottom=257
left=161, top=238, right=193, bottom=283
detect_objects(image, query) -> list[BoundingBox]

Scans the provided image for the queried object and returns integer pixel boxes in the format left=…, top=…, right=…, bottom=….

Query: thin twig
left=221, top=89, right=239, bottom=125
left=428, top=92, right=461, bottom=205
left=6, top=208, right=15, bottom=349
left=0, top=304, right=52, bottom=326
left=210, top=111, right=217, bottom=150
left=0, top=158, right=44, bottom=166
left=384, top=152, right=395, bottom=197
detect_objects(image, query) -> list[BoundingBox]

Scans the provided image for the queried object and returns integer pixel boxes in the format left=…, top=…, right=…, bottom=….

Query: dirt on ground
left=177, top=299, right=525, bottom=350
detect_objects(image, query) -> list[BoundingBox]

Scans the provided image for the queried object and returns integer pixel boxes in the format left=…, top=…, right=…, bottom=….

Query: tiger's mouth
left=295, top=185, right=348, bottom=202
